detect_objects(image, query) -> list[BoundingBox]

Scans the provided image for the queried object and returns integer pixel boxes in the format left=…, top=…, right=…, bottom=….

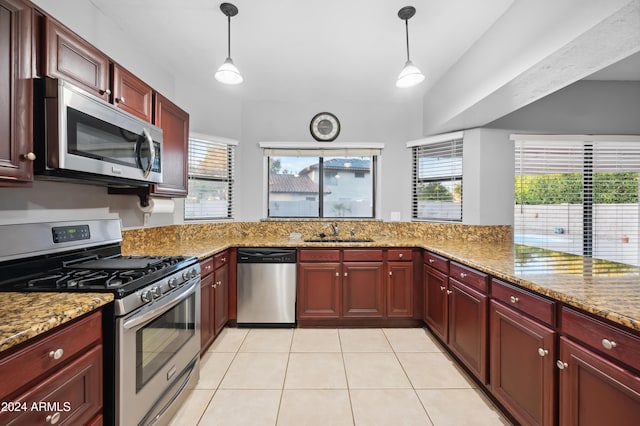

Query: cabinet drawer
left=387, top=249, right=412, bottom=261
left=213, top=250, right=229, bottom=269
left=492, top=279, right=555, bottom=326
left=200, top=257, right=214, bottom=277
left=343, top=249, right=383, bottom=262
left=561, top=307, right=640, bottom=372
left=0, top=345, right=102, bottom=426
left=424, top=251, right=449, bottom=274
left=299, top=249, right=341, bottom=262
left=0, top=310, right=102, bottom=401
left=450, top=262, right=488, bottom=293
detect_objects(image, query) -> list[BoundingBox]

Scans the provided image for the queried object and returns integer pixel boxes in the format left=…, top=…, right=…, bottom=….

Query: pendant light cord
left=405, top=19, right=410, bottom=62
left=227, top=15, right=231, bottom=59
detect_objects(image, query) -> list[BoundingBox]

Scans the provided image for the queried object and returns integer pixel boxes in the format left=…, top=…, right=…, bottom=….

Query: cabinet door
left=112, top=64, right=153, bottom=122
left=448, top=278, right=488, bottom=384
left=152, top=93, right=189, bottom=197
left=213, top=263, right=229, bottom=336
left=0, top=345, right=102, bottom=426
left=490, top=300, right=556, bottom=426
left=558, top=336, right=640, bottom=426
left=424, top=265, right=448, bottom=342
left=0, top=0, right=33, bottom=186
left=342, top=262, right=384, bottom=318
left=43, top=17, right=110, bottom=100
left=298, top=263, right=341, bottom=319
left=200, top=273, right=214, bottom=353
left=387, top=261, right=413, bottom=318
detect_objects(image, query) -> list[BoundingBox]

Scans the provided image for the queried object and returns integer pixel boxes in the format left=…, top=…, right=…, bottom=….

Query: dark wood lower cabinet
left=558, top=336, right=640, bottom=426
left=297, top=262, right=341, bottom=319
left=387, top=261, right=413, bottom=318
left=490, top=300, right=556, bottom=426
left=423, top=264, right=448, bottom=341
left=448, top=278, right=488, bottom=384
left=213, top=261, right=229, bottom=336
left=200, top=272, right=214, bottom=353
left=342, top=262, right=384, bottom=318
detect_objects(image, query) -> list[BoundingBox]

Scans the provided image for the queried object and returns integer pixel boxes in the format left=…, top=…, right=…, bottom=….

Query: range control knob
left=151, top=287, right=161, bottom=298
left=168, top=278, right=178, bottom=288
left=182, top=270, right=190, bottom=280
left=190, top=268, right=198, bottom=278
left=141, top=291, right=152, bottom=303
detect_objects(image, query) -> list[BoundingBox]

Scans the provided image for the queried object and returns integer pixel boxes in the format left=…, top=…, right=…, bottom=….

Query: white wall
left=462, top=129, right=514, bottom=225
left=236, top=99, right=423, bottom=222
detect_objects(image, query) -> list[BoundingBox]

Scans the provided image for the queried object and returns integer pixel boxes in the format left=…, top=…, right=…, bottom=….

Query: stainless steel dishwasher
left=237, top=248, right=297, bottom=326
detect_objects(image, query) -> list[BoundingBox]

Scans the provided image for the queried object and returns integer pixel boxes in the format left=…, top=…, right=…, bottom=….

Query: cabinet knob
left=336, top=272, right=339, bottom=277
left=446, top=290, right=453, bottom=295
left=601, top=339, right=617, bottom=350
left=510, top=296, right=519, bottom=304
left=460, top=272, right=467, bottom=278
left=398, top=253, right=403, bottom=258
left=116, top=96, right=125, bottom=103
left=46, top=412, right=61, bottom=424
left=344, top=272, right=348, bottom=277
left=428, top=259, right=435, bottom=263
left=99, top=88, right=111, bottom=96
left=440, top=286, right=446, bottom=291
left=389, top=271, right=393, bottom=276
left=49, top=348, right=64, bottom=360
left=556, top=360, right=568, bottom=370
left=23, top=152, right=36, bottom=161
left=222, top=257, right=227, bottom=263
left=537, top=348, right=548, bottom=357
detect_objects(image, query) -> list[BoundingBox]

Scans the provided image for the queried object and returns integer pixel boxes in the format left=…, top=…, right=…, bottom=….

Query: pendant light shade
left=215, top=3, right=243, bottom=85
left=396, top=6, right=424, bottom=88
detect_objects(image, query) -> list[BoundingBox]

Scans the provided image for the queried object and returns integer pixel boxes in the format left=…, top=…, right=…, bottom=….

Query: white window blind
left=185, top=135, right=236, bottom=220
left=513, top=135, right=640, bottom=266
left=411, top=137, right=463, bottom=221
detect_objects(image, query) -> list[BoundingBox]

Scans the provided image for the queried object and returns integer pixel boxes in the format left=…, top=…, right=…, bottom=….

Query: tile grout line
left=337, top=329, right=357, bottom=426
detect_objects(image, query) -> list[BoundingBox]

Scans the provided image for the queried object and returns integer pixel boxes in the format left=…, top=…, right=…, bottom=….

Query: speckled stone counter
left=122, top=222, right=640, bottom=332
left=0, top=293, right=113, bottom=353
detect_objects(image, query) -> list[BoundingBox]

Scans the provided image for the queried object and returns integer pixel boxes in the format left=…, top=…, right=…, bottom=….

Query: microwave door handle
left=141, top=128, right=155, bottom=178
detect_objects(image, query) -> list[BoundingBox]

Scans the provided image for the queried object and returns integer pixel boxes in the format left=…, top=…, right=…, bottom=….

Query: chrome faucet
left=327, top=222, right=339, bottom=239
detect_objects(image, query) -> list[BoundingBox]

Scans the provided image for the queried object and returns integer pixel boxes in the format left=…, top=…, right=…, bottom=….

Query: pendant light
left=396, top=6, right=425, bottom=88
left=215, top=3, right=243, bottom=85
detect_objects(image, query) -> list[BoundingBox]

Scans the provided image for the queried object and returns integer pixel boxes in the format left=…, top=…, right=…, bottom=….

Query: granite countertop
left=0, top=293, right=114, bottom=354
left=124, top=237, right=640, bottom=332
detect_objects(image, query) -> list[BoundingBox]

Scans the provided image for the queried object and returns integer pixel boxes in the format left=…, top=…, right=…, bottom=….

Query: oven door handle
left=123, top=279, right=198, bottom=330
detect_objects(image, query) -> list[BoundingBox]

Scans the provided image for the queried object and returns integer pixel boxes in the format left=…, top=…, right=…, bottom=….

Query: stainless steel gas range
left=0, top=219, right=201, bottom=426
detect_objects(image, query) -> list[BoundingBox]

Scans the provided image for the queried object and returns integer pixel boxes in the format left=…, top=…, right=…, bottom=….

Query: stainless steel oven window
left=135, top=292, right=196, bottom=391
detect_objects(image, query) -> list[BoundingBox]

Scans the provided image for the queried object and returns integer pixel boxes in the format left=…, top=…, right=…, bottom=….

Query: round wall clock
left=310, top=112, right=340, bottom=142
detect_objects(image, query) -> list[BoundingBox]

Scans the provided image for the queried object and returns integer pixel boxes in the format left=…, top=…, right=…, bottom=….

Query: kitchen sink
left=303, top=238, right=374, bottom=243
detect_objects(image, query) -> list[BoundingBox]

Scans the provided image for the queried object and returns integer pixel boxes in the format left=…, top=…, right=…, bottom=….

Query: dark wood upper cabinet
left=152, top=93, right=189, bottom=197
left=112, top=63, right=153, bottom=122
left=0, top=0, right=33, bottom=186
left=43, top=17, right=110, bottom=100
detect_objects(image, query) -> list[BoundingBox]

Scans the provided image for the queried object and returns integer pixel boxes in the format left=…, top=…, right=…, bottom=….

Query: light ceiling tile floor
left=172, top=327, right=512, bottom=426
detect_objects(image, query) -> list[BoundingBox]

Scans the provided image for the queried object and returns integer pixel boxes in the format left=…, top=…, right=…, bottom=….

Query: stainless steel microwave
left=34, top=78, right=163, bottom=185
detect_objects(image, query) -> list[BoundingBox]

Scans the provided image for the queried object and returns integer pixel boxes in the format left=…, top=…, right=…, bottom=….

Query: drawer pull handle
left=428, top=259, right=435, bottom=263
left=602, top=339, right=617, bottom=350
left=49, top=348, right=64, bottom=360
left=460, top=272, right=467, bottom=278
left=399, top=253, right=404, bottom=258
left=440, top=286, right=446, bottom=291
left=537, top=348, right=548, bottom=357
left=510, top=296, right=519, bottom=304
left=556, top=360, right=568, bottom=370
left=46, top=412, right=61, bottom=424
